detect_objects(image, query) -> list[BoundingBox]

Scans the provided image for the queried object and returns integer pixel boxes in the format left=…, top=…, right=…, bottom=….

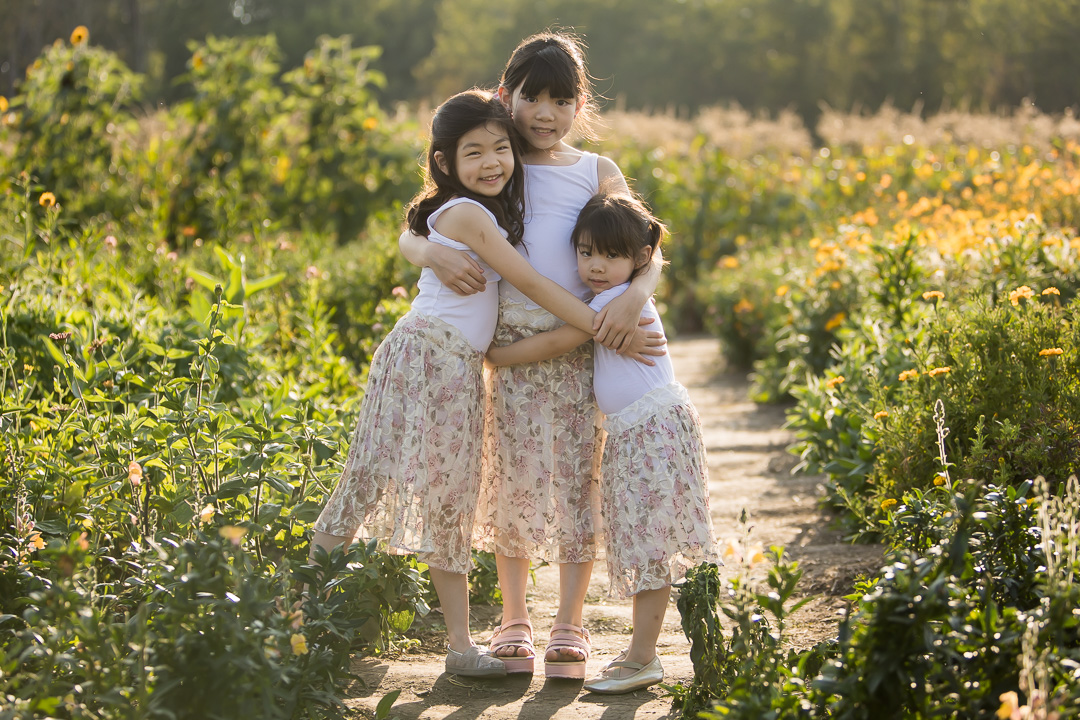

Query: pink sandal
left=544, top=623, right=591, bottom=679
left=488, top=618, right=535, bottom=674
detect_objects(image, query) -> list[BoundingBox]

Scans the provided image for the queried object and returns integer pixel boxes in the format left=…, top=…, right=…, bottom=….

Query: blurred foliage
left=5, top=0, right=1080, bottom=128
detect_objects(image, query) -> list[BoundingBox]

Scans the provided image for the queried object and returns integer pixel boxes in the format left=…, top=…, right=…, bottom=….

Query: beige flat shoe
left=583, top=654, right=664, bottom=694
left=444, top=645, right=507, bottom=678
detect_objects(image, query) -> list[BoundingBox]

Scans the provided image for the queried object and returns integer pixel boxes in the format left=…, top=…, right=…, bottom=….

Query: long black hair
left=405, top=89, right=526, bottom=245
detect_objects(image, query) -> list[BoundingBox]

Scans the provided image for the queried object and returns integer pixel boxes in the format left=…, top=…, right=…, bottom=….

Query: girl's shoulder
left=431, top=198, right=504, bottom=241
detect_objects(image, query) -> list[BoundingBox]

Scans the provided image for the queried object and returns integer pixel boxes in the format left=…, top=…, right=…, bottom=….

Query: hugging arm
left=434, top=206, right=597, bottom=334
left=486, top=325, right=592, bottom=367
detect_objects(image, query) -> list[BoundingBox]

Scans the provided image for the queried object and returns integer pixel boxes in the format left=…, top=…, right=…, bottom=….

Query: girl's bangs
left=518, top=52, right=579, bottom=99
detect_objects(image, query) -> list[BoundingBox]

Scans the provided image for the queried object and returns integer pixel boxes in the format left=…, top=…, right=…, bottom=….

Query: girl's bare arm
left=399, top=228, right=487, bottom=295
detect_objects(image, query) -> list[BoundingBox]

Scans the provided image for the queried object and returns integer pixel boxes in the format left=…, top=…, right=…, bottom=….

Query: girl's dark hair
left=571, top=191, right=667, bottom=281
left=500, top=31, right=600, bottom=143
left=406, top=89, right=525, bottom=245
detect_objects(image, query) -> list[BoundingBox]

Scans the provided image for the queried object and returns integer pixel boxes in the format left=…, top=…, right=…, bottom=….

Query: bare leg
left=614, top=585, right=671, bottom=675
left=310, top=530, right=350, bottom=557
left=428, top=567, right=475, bottom=653
left=492, top=554, right=532, bottom=658
left=546, top=560, right=594, bottom=662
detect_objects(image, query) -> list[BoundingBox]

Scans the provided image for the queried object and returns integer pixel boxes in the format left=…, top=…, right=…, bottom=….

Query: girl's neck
left=522, top=140, right=581, bottom=166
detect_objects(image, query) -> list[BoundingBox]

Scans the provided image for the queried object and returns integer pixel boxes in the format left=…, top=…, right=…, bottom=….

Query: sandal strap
left=605, top=660, right=646, bottom=671
left=547, top=623, right=591, bottom=654
left=489, top=618, right=535, bottom=655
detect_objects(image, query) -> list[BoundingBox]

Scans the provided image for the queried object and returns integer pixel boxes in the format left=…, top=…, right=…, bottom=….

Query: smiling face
left=500, top=85, right=579, bottom=153
left=575, top=233, right=641, bottom=294
left=435, top=121, right=515, bottom=197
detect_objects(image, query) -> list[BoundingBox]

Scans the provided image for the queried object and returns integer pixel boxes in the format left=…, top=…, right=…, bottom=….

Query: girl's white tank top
left=409, top=197, right=505, bottom=352
left=501, top=152, right=599, bottom=306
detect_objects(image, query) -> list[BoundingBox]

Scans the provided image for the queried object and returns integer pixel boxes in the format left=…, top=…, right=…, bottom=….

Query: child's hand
left=622, top=323, right=667, bottom=366
left=428, top=243, right=487, bottom=296
left=593, top=290, right=650, bottom=352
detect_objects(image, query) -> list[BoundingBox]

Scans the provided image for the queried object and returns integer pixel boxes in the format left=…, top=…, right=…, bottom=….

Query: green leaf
left=375, top=690, right=401, bottom=720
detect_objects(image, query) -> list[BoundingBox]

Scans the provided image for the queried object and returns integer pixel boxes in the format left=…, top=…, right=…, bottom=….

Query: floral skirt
left=313, top=311, right=485, bottom=574
left=474, top=296, right=604, bottom=563
left=601, top=382, right=719, bottom=598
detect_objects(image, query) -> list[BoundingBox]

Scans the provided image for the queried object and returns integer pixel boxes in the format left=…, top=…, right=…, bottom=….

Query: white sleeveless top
left=409, top=197, right=505, bottom=352
left=501, top=152, right=600, bottom=306
left=589, top=284, right=674, bottom=415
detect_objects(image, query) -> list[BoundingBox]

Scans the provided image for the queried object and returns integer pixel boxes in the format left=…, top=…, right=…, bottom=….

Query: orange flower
left=720, top=256, right=740, bottom=269
left=0, top=96, right=7, bottom=113
left=733, top=298, right=754, bottom=314
left=933, top=475, right=947, bottom=486
left=880, top=498, right=898, bottom=510
left=1039, top=348, right=1063, bottom=357
left=1042, top=287, right=1060, bottom=296
left=39, top=191, right=57, bottom=207
left=899, top=369, right=919, bottom=382
left=70, top=26, right=89, bottom=45
left=1008, top=285, right=1035, bottom=306
left=873, top=410, right=889, bottom=420
left=921, top=290, right=944, bottom=301
left=825, top=376, right=845, bottom=389
left=927, top=366, right=952, bottom=377
left=824, top=312, right=846, bottom=332
left=128, top=461, right=143, bottom=487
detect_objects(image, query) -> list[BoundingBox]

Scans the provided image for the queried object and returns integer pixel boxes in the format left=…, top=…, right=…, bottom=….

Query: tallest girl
left=401, top=32, right=663, bottom=678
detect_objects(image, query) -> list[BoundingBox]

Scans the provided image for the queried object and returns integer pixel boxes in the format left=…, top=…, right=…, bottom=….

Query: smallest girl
left=486, top=191, right=718, bottom=694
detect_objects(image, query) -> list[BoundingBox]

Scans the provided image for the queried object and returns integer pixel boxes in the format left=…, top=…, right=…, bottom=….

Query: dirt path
left=346, top=336, right=883, bottom=719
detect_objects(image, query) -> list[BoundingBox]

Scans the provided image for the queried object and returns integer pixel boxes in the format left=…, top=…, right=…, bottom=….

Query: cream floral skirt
left=474, top=297, right=604, bottom=564
left=313, top=311, right=485, bottom=574
left=601, top=382, right=719, bottom=598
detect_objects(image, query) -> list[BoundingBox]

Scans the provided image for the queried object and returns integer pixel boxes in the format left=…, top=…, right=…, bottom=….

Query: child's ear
left=635, top=247, right=654, bottom=268
left=497, top=86, right=513, bottom=112
left=434, top=150, right=449, bottom=176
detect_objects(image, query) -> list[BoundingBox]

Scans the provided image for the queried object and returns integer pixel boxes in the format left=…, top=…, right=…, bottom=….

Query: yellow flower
left=128, top=460, right=143, bottom=487
left=825, top=375, right=845, bottom=389
left=290, top=633, right=309, bottom=655
left=933, top=475, right=946, bottom=486
left=28, top=531, right=45, bottom=550
left=1042, top=287, right=1060, bottom=296
left=70, top=26, right=89, bottom=45
left=824, top=312, right=846, bottom=332
left=0, top=96, right=7, bottom=113
left=1039, top=347, right=1063, bottom=357
left=362, top=117, right=378, bottom=131
left=898, top=369, right=919, bottom=382
left=721, top=256, right=740, bottom=269
left=733, top=298, right=754, bottom=314
left=199, top=504, right=216, bottom=524
left=1009, top=285, right=1035, bottom=306
left=721, top=538, right=741, bottom=561
left=748, top=546, right=767, bottom=566
left=997, top=691, right=1019, bottom=719
left=219, top=525, right=247, bottom=545
left=880, top=498, right=898, bottom=510
left=192, top=52, right=205, bottom=70
left=922, top=290, right=944, bottom=301
left=39, top=192, right=57, bottom=207
left=873, top=410, right=889, bottom=420
left=775, top=284, right=789, bottom=297
left=927, top=366, right=952, bottom=377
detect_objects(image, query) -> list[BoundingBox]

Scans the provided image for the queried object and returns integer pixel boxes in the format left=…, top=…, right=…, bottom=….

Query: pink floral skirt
left=601, top=382, right=718, bottom=598
left=474, top=297, right=603, bottom=563
left=313, top=312, right=485, bottom=574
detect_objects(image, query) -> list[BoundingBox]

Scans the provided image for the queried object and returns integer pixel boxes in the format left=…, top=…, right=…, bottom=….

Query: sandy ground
left=343, top=336, right=884, bottom=719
